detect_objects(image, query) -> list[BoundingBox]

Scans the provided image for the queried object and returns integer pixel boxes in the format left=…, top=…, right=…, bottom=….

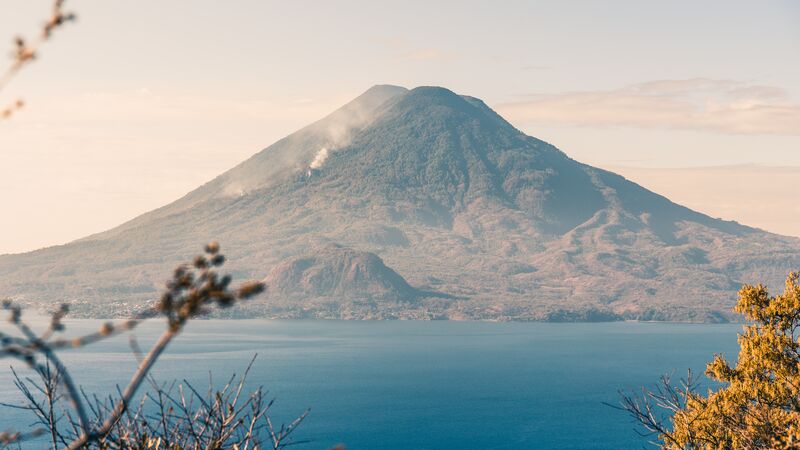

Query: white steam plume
left=309, top=147, right=330, bottom=169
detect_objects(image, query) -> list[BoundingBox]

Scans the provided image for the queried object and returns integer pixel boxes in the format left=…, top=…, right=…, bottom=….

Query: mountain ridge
left=2, top=84, right=798, bottom=322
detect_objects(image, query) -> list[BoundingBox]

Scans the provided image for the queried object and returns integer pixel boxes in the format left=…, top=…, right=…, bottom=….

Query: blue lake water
left=0, top=320, right=742, bottom=449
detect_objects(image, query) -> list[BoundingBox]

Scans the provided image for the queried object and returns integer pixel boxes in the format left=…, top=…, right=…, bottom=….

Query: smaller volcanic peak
left=263, top=244, right=420, bottom=301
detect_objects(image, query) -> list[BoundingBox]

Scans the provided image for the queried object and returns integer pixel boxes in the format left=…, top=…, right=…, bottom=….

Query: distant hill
left=264, top=244, right=421, bottom=301
left=2, top=85, right=799, bottom=322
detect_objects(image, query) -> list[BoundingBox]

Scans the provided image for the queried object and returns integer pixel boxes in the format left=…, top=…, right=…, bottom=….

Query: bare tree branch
left=0, top=243, right=293, bottom=449
left=0, top=0, right=76, bottom=120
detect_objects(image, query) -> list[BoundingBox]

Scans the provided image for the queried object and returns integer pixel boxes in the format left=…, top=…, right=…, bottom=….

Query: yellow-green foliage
left=662, top=273, right=800, bottom=449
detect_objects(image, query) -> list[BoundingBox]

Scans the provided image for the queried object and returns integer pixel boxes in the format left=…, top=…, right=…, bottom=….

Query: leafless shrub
left=0, top=242, right=310, bottom=449
left=606, top=370, right=700, bottom=448
left=5, top=355, right=309, bottom=449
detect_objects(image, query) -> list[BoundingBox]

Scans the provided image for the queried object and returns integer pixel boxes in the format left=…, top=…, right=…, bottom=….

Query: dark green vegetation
left=2, top=85, right=799, bottom=321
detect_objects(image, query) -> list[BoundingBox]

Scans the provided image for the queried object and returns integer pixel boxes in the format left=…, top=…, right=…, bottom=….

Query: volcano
left=2, top=85, right=799, bottom=321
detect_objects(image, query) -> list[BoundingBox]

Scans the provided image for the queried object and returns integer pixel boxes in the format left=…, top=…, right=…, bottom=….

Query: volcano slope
left=2, top=85, right=799, bottom=322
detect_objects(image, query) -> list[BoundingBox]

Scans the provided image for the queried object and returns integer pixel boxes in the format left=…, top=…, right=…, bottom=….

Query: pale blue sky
left=1, top=0, right=798, bottom=253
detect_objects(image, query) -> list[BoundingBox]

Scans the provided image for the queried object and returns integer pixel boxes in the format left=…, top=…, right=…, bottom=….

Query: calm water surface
left=0, top=320, right=742, bottom=449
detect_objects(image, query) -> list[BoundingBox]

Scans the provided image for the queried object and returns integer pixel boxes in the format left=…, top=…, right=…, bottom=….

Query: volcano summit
left=2, top=85, right=799, bottom=321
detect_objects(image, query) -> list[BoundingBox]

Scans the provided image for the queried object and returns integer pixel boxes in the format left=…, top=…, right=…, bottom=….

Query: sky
left=0, top=0, right=798, bottom=254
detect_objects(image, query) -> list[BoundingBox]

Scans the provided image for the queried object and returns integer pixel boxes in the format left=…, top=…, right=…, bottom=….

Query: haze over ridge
left=2, top=85, right=799, bottom=322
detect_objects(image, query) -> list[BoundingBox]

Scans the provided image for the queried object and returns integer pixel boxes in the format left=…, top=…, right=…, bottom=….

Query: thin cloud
left=381, top=38, right=456, bottom=62
left=497, top=78, right=800, bottom=135
left=520, top=65, right=551, bottom=71
left=399, top=47, right=456, bottom=61
left=28, top=90, right=345, bottom=124
left=612, top=164, right=800, bottom=237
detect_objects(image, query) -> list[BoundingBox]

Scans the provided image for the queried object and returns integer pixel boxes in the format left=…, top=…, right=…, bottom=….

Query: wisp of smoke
left=309, top=147, right=330, bottom=169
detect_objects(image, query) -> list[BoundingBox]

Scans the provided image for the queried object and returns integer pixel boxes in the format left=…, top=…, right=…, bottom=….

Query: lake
left=0, top=319, right=742, bottom=449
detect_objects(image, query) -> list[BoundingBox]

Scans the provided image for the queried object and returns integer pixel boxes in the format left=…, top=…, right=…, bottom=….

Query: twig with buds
left=0, top=0, right=76, bottom=120
left=0, top=242, right=267, bottom=448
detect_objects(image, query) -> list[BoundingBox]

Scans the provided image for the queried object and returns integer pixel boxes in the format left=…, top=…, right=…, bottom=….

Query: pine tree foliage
left=621, top=272, right=800, bottom=449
